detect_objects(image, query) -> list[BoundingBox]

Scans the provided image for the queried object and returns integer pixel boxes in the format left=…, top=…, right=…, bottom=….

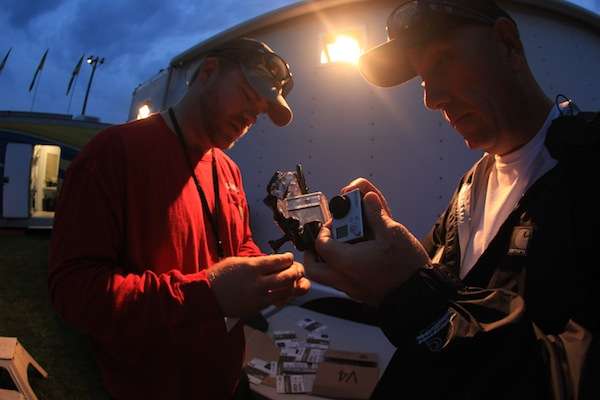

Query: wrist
left=377, top=268, right=449, bottom=342
left=207, top=269, right=218, bottom=288
left=206, top=268, right=230, bottom=317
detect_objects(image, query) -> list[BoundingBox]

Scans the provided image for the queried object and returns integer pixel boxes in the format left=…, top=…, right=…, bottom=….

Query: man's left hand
left=304, top=191, right=430, bottom=305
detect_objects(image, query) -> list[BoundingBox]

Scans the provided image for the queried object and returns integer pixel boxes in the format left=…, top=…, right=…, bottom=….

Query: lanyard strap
left=168, top=108, right=225, bottom=260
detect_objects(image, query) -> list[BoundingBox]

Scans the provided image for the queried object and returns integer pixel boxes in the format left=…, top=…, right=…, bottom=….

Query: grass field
left=0, top=231, right=109, bottom=399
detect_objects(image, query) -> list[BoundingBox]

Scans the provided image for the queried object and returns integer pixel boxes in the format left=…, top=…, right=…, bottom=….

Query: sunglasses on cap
left=386, top=0, right=505, bottom=42
left=207, top=47, right=294, bottom=98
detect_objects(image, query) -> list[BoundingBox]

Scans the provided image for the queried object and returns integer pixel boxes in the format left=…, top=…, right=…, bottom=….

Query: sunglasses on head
left=207, top=48, right=294, bottom=98
left=386, top=0, right=498, bottom=41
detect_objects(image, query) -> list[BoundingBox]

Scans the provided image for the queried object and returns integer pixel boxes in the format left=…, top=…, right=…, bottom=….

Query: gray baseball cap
left=205, top=37, right=294, bottom=127
left=359, top=0, right=515, bottom=87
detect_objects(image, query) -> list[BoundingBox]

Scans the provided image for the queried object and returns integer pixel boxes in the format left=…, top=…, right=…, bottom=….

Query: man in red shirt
left=49, top=37, right=309, bottom=399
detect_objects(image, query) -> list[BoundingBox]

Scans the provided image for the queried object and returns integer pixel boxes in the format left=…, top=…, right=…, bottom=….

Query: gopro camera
left=329, top=189, right=365, bottom=243
left=264, top=164, right=331, bottom=252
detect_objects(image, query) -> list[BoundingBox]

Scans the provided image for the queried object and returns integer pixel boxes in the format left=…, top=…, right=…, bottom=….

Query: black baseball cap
left=359, top=0, right=515, bottom=87
left=204, top=37, right=294, bottom=126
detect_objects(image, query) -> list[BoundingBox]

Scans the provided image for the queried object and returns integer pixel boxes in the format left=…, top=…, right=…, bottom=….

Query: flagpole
left=30, top=70, right=43, bottom=111
left=29, top=48, right=49, bottom=111
left=81, top=55, right=104, bottom=116
left=67, top=73, right=79, bottom=114
left=0, top=47, right=12, bottom=75
left=66, top=53, right=84, bottom=114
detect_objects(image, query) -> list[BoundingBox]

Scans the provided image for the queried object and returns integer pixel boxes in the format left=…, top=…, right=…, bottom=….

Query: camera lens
left=329, top=195, right=351, bottom=219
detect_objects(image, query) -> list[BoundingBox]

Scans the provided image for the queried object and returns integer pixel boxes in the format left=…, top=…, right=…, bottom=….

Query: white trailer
left=128, top=0, right=600, bottom=302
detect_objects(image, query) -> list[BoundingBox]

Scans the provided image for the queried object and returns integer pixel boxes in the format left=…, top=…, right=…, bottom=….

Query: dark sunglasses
left=208, top=48, right=294, bottom=98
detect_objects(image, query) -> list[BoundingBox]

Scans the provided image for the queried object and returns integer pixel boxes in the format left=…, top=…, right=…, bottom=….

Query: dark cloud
left=65, top=0, right=179, bottom=60
left=2, top=0, right=63, bottom=27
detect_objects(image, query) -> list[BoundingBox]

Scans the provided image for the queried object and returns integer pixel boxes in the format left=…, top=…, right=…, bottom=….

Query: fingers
left=341, top=177, right=376, bottom=195
left=303, top=255, right=365, bottom=300
left=260, top=261, right=304, bottom=291
left=313, top=224, right=350, bottom=264
left=252, top=252, right=294, bottom=275
left=294, top=277, right=311, bottom=295
left=341, top=178, right=392, bottom=217
left=266, top=277, right=311, bottom=308
left=304, top=257, right=337, bottom=286
left=362, top=191, right=391, bottom=236
left=303, top=252, right=349, bottom=289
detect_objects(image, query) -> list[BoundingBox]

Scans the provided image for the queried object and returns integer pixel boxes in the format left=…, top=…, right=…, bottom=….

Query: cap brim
left=358, top=39, right=416, bottom=88
left=242, top=67, right=293, bottom=127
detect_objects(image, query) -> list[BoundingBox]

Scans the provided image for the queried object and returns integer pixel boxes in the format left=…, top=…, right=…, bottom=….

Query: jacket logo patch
left=508, top=226, right=533, bottom=256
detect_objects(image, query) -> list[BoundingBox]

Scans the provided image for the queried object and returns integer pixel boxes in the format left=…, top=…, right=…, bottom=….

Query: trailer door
left=2, top=143, right=33, bottom=218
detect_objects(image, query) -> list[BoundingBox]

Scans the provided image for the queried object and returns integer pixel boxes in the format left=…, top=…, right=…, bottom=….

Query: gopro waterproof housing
left=264, top=164, right=331, bottom=252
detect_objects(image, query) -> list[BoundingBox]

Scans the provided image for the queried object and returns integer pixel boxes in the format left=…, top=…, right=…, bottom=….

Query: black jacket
left=372, top=111, right=600, bottom=399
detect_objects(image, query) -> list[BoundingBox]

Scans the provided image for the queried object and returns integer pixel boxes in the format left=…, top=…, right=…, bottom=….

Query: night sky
left=1, top=0, right=598, bottom=124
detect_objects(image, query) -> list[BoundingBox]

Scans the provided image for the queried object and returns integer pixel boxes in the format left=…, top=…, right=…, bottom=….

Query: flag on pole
left=28, top=48, right=49, bottom=92
left=0, top=47, right=12, bottom=74
left=66, top=53, right=84, bottom=95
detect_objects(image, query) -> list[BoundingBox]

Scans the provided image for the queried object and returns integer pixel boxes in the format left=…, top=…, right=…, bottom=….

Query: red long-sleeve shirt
left=48, top=114, right=263, bottom=399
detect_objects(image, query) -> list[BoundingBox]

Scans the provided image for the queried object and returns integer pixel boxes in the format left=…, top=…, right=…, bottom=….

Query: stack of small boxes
left=246, top=317, right=329, bottom=394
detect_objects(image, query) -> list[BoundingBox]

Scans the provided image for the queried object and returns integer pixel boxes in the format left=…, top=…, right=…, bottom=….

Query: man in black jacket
left=304, top=1, right=599, bottom=398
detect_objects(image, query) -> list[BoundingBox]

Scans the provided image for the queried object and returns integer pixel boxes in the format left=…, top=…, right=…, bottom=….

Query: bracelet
left=207, top=270, right=217, bottom=286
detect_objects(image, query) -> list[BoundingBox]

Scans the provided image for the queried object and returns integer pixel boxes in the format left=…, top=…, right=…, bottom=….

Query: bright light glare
left=136, top=104, right=151, bottom=120
left=321, top=34, right=362, bottom=65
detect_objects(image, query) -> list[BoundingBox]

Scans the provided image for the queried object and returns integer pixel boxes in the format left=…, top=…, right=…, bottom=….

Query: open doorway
left=30, top=145, right=61, bottom=218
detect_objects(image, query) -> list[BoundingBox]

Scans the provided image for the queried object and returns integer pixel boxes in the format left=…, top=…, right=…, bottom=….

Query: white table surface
left=249, top=305, right=396, bottom=400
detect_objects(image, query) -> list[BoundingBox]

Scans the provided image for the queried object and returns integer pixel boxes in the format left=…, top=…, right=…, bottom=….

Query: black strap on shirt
left=168, top=107, right=225, bottom=260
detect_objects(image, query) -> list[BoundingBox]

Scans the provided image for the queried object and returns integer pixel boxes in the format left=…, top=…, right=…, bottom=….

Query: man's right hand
left=341, top=177, right=393, bottom=217
left=208, top=253, right=310, bottom=319
left=304, top=191, right=428, bottom=305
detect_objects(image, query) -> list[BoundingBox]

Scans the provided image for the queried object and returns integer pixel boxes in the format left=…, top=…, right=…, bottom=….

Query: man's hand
left=341, top=177, right=393, bottom=218
left=208, top=253, right=310, bottom=318
left=304, top=191, right=429, bottom=305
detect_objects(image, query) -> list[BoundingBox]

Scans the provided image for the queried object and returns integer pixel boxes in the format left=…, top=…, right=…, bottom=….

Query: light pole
left=81, top=55, right=104, bottom=116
